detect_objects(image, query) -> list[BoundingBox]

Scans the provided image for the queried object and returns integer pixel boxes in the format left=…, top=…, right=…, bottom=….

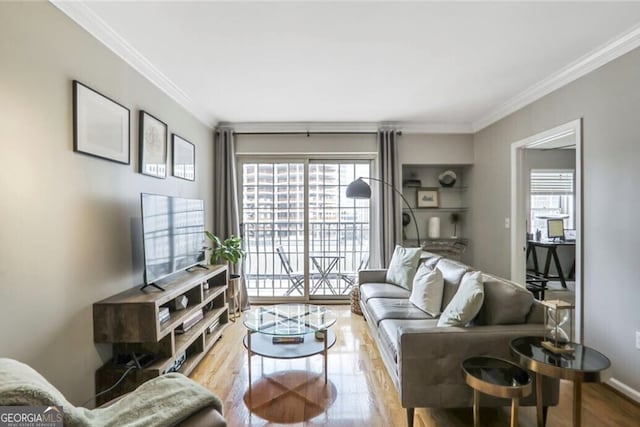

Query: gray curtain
left=377, top=129, right=402, bottom=267
left=213, top=127, right=249, bottom=310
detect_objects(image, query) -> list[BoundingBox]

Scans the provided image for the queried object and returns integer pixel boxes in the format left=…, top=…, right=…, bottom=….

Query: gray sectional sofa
left=358, top=251, right=559, bottom=427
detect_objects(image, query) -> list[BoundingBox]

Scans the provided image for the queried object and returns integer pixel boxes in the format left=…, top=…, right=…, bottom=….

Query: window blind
left=530, top=170, right=574, bottom=195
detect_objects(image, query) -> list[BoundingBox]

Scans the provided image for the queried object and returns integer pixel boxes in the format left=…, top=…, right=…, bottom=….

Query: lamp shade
left=346, top=178, right=371, bottom=199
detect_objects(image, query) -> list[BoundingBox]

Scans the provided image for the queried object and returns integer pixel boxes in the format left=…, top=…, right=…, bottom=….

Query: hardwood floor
left=191, top=306, right=639, bottom=427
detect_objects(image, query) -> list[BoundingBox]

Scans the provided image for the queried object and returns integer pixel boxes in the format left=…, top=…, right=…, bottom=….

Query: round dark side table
left=462, top=356, right=532, bottom=427
left=510, top=336, right=611, bottom=427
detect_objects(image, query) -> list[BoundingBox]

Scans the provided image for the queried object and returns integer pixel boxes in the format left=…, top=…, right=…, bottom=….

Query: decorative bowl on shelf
left=438, top=170, right=457, bottom=187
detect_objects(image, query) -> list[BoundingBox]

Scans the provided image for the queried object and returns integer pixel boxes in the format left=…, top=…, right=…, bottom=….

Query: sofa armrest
left=358, top=269, right=388, bottom=284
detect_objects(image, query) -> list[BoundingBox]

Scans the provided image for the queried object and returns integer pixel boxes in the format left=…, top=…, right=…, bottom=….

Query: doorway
left=510, top=119, right=583, bottom=342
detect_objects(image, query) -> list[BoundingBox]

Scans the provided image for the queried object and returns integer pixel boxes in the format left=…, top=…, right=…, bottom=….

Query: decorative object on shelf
left=346, top=177, right=421, bottom=246
left=450, top=213, right=460, bottom=239
left=139, top=110, right=168, bottom=178
left=542, top=299, right=575, bottom=354
left=73, top=80, right=130, bottom=164
left=402, top=212, right=411, bottom=240
left=428, top=217, right=441, bottom=239
left=417, top=188, right=440, bottom=208
left=438, top=170, right=457, bottom=187
left=171, top=295, right=188, bottom=311
left=403, top=179, right=422, bottom=188
left=172, top=134, right=195, bottom=181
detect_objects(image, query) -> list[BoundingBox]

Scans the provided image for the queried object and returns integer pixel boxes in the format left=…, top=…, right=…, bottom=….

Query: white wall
left=398, top=133, right=473, bottom=165
left=471, top=46, right=640, bottom=394
left=0, top=2, right=213, bottom=403
left=236, top=133, right=377, bottom=155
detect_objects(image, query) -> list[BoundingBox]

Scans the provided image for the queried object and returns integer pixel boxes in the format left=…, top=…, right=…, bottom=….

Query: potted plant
left=204, top=231, right=245, bottom=268
left=205, top=232, right=245, bottom=320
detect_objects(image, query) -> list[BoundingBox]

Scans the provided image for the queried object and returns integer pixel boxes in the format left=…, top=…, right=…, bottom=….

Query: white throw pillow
left=437, top=271, right=484, bottom=327
left=385, top=245, right=422, bottom=290
left=409, top=265, right=444, bottom=316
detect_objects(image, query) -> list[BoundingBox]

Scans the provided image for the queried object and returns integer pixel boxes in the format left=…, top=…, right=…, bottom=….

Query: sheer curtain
left=213, top=127, right=249, bottom=310
left=371, top=128, right=401, bottom=267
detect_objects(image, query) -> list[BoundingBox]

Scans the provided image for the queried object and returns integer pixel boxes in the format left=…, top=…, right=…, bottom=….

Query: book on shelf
left=207, top=318, right=220, bottom=334
left=272, top=336, right=304, bottom=344
left=176, top=309, right=204, bottom=333
left=159, top=307, right=170, bottom=324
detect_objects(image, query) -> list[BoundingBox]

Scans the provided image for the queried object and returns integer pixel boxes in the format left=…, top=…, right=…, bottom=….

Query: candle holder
left=541, top=299, right=575, bottom=354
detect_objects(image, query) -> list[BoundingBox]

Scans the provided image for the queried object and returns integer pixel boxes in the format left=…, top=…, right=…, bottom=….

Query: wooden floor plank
left=191, top=306, right=639, bottom=426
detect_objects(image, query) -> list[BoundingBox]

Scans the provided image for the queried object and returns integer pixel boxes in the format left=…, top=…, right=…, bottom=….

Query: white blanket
left=0, top=358, right=223, bottom=427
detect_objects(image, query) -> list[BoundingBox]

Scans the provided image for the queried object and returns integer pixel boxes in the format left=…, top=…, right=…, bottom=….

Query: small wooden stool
left=462, top=356, right=532, bottom=427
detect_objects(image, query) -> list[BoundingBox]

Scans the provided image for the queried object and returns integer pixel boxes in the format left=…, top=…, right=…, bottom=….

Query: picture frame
left=139, top=110, right=168, bottom=179
left=416, top=188, right=439, bottom=208
left=73, top=80, right=130, bottom=164
left=172, top=134, right=195, bottom=181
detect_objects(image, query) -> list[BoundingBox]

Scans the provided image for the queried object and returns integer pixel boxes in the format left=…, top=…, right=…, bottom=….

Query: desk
left=526, top=240, right=575, bottom=288
left=310, top=255, right=344, bottom=295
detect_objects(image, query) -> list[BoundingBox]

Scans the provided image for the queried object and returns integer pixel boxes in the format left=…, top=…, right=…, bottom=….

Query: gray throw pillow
left=437, top=271, right=484, bottom=327
left=385, top=245, right=422, bottom=290
left=409, top=266, right=444, bottom=316
left=475, top=275, right=534, bottom=325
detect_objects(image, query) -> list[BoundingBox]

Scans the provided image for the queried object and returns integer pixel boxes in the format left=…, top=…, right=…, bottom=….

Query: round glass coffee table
left=243, top=304, right=337, bottom=385
left=510, top=336, right=611, bottom=427
left=462, top=356, right=532, bottom=427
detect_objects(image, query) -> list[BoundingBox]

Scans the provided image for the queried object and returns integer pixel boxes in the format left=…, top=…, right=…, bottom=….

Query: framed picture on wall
left=416, top=188, right=439, bottom=208
left=172, top=134, right=195, bottom=181
left=139, top=110, right=167, bottom=178
left=73, top=80, right=130, bottom=164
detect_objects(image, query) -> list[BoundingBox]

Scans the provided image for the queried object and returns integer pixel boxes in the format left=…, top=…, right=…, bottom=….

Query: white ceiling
left=56, top=1, right=640, bottom=131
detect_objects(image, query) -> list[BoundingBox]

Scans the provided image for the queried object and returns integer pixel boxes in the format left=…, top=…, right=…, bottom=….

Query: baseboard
left=607, top=377, right=640, bottom=403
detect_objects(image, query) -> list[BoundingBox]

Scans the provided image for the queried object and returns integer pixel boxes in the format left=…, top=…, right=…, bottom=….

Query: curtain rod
left=233, top=131, right=402, bottom=136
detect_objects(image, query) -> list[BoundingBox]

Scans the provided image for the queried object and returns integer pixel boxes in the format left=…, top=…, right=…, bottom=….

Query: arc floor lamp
left=346, top=177, right=421, bottom=247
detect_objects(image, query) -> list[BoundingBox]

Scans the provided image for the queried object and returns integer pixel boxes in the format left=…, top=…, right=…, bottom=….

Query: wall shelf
left=402, top=164, right=472, bottom=263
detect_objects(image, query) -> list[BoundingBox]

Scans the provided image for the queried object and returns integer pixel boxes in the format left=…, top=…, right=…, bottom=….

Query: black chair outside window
left=276, top=246, right=304, bottom=296
left=339, top=254, right=369, bottom=294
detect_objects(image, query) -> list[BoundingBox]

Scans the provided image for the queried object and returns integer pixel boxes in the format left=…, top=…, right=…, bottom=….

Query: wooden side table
left=228, top=275, right=241, bottom=322
left=462, top=356, right=532, bottom=427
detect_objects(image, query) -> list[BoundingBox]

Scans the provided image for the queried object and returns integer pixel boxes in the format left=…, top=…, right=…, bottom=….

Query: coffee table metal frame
left=510, top=336, right=611, bottom=427
left=242, top=304, right=337, bottom=387
left=462, top=356, right=532, bottom=427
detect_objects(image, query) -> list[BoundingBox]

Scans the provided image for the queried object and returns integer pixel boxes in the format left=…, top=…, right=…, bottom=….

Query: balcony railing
left=243, top=221, right=369, bottom=298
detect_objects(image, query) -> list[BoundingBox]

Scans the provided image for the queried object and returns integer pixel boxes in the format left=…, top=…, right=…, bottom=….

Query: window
left=529, top=169, right=575, bottom=239
left=241, top=159, right=370, bottom=300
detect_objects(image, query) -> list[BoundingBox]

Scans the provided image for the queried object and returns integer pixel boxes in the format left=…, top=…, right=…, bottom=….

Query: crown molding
left=473, top=22, right=640, bottom=132
left=50, top=0, right=216, bottom=128
left=227, top=121, right=473, bottom=134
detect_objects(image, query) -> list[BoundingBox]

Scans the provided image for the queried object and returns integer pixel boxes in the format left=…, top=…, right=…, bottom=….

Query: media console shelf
left=93, top=264, right=229, bottom=405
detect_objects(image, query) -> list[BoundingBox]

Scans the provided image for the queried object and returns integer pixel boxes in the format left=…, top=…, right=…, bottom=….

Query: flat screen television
left=141, top=193, right=206, bottom=290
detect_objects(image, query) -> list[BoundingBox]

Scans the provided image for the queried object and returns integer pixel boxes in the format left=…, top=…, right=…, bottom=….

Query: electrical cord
left=81, top=365, right=136, bottom=407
